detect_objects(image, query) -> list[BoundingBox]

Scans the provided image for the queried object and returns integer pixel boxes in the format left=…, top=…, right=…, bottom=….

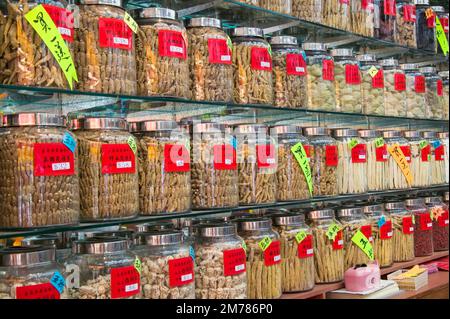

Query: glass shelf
left=0, top=184, right=448, bottom=240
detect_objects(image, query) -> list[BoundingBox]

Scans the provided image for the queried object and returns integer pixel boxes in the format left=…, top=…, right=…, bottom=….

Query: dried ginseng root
left=385, top=202, right=415, bottom=262
left=403, top=131, right=431, bottom=187
left=358, top=130, right=388, bottom=192
left=292, top=0, right=323, bottom=24
left=351, top=0, right=375, bottom=37
left=323, top=0, right=352, bottom=31
left=260, top=0, right=292, bottom=14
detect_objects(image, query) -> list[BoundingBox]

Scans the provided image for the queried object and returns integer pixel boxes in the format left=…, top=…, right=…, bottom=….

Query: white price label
left=306, top=249, right=314, bottom=255
left=296, top=67, right=305, bottom=73
left=181, top=273, right=193, bottom=282
left=427, top=223, right=433, bottom=228
left=125, top=283, right=138, bottom=292
left=261, top=61, right=271, bottom=68
left=176, top=160, right=184, bottom=167
left=338, top=240, right=344, bottom=246
left=405, top=156, right=411, bottom=161
left=359, top=154, right=366, bottom=160
left=221, top=55, right=231, bottom=61
left=117, top=161, right=132, bottom=169
left=235, top=264, right=245, bottom=272
left=113, top=37, right=129, bottom=45
left=170, top=46, right=184, bottom=53
left=266, top=158, right=276, bottom=164
left=387, top=231, right=393, bottom=238
left=445, top=220, right=449, bottom=225
left=52, top=162, right=70, bottom=171
left=58, top=27, right=71, bottom=37
left=225, top=159, right=232, bottom=165
left=274, top=255, right=281, bottom=262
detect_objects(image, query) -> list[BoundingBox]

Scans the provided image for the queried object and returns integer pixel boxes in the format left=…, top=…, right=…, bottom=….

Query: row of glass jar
left=0, top=193, right=447, bottom=299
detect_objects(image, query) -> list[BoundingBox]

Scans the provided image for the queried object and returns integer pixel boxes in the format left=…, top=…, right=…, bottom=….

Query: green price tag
left=124, top=12, right=139, bottom=34
left=295, top=231, right=308, bottom=244
left=290, top=142, right=313, bottom=196
left=326, top=223, right=341, bottom=241
left=368, top=66, right=379, bottom=78
left=258, top=236, right=272, bottom=251
left=242, top=241, right=247, bottom=255
left=268, top=44, right=272, bottom=56
left=226, top=35, right=233, bottom=51
left=349, top=138, right=358, bottom=149
left=134, top=256, right=141, bottom=274
left=351, top=230, right=374, bottom=260
left=419, top=140, right=428, bottom=149
left=375, top=137, right=385, bottom=148
left=128, top=136, right=137, bottom=154
left=436, top=16, right=449, bottom=56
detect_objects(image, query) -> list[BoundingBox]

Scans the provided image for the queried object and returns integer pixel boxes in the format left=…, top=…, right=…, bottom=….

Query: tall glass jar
left=232, top=27, right=273, bottom=105
left=415, top=0, right=435, bottom=50
left=272, top=213, right=315, bottom=293
left=331, top=48, right=363, bottom=113
left=303, top=127, right=339, bottom=196
left=292, top=0, right=323, bottom=24
left=71, top=117, right=139, bottom=221
left=405, top=198, right=433, bottom=256
left=191, top=122, right=238, bottom=209
left=379, top=58, right=407, bottom=117
left=303, top=42, right=336, bottom=111
left=385, top=201, right=414, bottom=262
left=382, top=130, right=410, bottom=189
left=358, top=129, right=388, bottom=191
left=187, top=17, right=233, bottom=102
left=395, top=0, right=417, bottom=47
left=75, top=0, right=136, bottom=94
left=134, top=120, right=191, bottom=215
left=260, top=0, right=292, bottom=14
left=425, top=196, right=449, bottom=252
left=375, top=0, right=397, bottom=41
left=66, top=238, right=141, bottom=299
left=351, top=0, right=375, bottom=37
left=403, top=130, right=430, bottom=187
left=439, top=71, right=449, bottom=120
left=270, top=36, right=307, bottom=108
left=357, top=54, right=385, bottom=116
left=236, top=218, right=282, bottom=299
left=235, top=124, right=277, bottom=205
left=420, top=67, right=443, bottom=119
left=323, top=0, right=352, bottom=31
left=132, top=230, right=194, bottom=299
left=333, top=128, right=368, bottom=194
left=307, top=209, right=344, bottom=283
left=401, top=64, right=426, bottom=118
left=271, top=125, right=311, bottom=201
left=423, top=131, right=445, bottom=185
left=194, top=223, right=247, bottom=299
left=437, top=132, right=449, bottom=184
left=0, top=113, right=79, bottom=229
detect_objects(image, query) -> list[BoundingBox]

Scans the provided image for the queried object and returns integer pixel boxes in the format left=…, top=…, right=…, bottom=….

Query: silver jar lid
left=73, top=238, right=128, bottom=254
left=337, top=207, right=363, bottom=218
left=379, top=58, right=398, bottom=67
left=138, top=7, right=176, bottom=20
left=80, top=0, right=123, bottom=8
left=125, top=223, right=152, bottom=233
left=270, top=125, right=302, bottom=135
left=444, top=192, right=449, bottom=202
left=0, top=246, right=55, bottom=267
left=236, top=218, right=272, bottom=231
left=358, top=129, right=379, bottom=138
left=232, top=27, right=264, bottom=38
left=308, top=209, right=335, bottom=220
left=139, top=120, right=178, bottom=132
left=438, top=71, right=449, bottom=79
left=419, top=66, right=436, bottom=74
left=385, top=201, right=406, bottom=210
left=88, top=230, right=134, bottom=240
left=382, top=130, right=401, bottom=138
left=21, top=235, right=59, bottom=249
left=424, top=196, right=443, bottom=205
left=356, top=54, right=376, bottom=62
left=270, top=36, right=298, bottom=46
left=303, top=127, right=328, bottom=136
left=187, top=17, right=221, bottom=28
left=234, top=124, right=267, bottom=135
left=330, top=48, right=353, bottom=57
left=437, top=132, right=449, bottom=138
left=333, top=128, right=358, bottom=138
left=137, top=230, right=183, bottom=246
left=71, top=117, right=127, bottom=131
left=302, top=42, right=327, bottom=51
left=193, top=122, right=224, bottom=133
left=272, top=214, right=304, bottom=226
left=3, top=113, right=65, bottom=127
left=147, top=221, right=176, bottom=231
left=362, top=204, right=385, bottom=214
left=414, top=0, right=429, bottom=5
left=400, top=63, right=418, bottom=71
left=128, top=122, right=140, bottom=133
left=197, top=223, right=237, bottom=237
left=403, top=130, right=420, bottom=138
left=431, top=6, right=444, bottom=12
left=405, top=198, right=425, bottom=206
left=421, top=131, right=437, bottom=139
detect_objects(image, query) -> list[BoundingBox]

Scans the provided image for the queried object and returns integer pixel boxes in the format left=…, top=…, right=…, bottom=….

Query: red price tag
left=110, top=266, right=140, bottom=299
left=16, top=283, right=60, bottom=299
left=332, top=231, right=344, bottom=250
left=360, top=225, right=373, bottom=242
left=322, top=59, right=335, bottom=81
left=403, top=5, right=417, bottom=22
left=421, top=145, right=431, bottom=162
left=380, top=220, right=393, bottom=239
left=34, top=143, right=75, bottom=176
left=326, top=145, right=338, bottom=166
left=298, top=235, right=314, bottom=259
left=164, top=144, right=190, bottom=172
left=158, top=30, right=187, bottom=59
left=256, top=144, right=277, bottom=169
left=42, top=4, right=74, bottom=42
left=339, top=0, right=350, bottom=4
left=376, top=145, right=389, bottom=162
left=427, top=12, right=436, bottom=28
left=101, top=144, right=136, bottom=174
left=351, top=144, right=367, bottom=163
left=263, top=241, right=281, bottom=266
left=414, top=75, right=426, bottom=93
left=372, top=70, right=384, bottom=88
left=438, top=210, right=449, bottom=227
left=286, top=53, right=307, bottom=76
left=213, top=144, right=237, bottom=170
left=437, top=79, right=443, bottom=96
left=251, top=47, right=272, bottom=71
left=168, top=257, right=194, bottom=287
left=442, top=17, right=449, bottom=33
left=362, top=0, right=374, bottom=11
left=98, top=17, right=133, bottom=50
left=419, top=213, right=433, bottom=231
left=435, top=145, right=445, bottom=161
left=223, top=248, right=247, bottom=276
left=400, top=145, right=411, bottom=163
left=402, top=216, right=414, bottom=234
left=345, top=64, right=361, bottom=85
left=303, top=145, right=312, bottom=158
left=384, top=0, right=397, bottom=16
left=208, top=39, right=232, bottom=65
left=394, top=73, right=406, bottom=91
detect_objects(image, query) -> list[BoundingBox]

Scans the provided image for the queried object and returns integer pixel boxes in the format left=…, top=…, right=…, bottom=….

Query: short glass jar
left=385, top=201, right=415, bottom=262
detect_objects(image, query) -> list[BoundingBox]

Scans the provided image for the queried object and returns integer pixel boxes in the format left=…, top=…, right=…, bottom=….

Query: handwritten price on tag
left=351, top=230, right=374, bottom=260
left=419, top=140, right=428, bottom=149
left=258, top=236, right=272, bottom=251
left=50, top=271, right=66, bottom=294
left=388, top=144, right=413, bottom=186
left=134, top=256, right=141, bottom=274
left=242, top=241, right=247, bottom=255
left=295, top=231, right=308, bottom=244
left=124, top=12, right=138, bottom=34
left=348, top=138, right=359, bottom=149
left=436, top=16, right=449, bottom=56
left=368, top=66, right=379, bottom=78
left=290, top=142, right=313, bottom=196
left=326, top=223, right=341, bottom=241
left=128, top=136, right=137, bottom=154
left=375, top=137, right=385, bottom=148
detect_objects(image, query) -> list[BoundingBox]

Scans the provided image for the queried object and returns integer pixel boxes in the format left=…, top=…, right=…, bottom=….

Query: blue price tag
left=189, top=246, right=195, bottom=261
left=50, top=271, right=65, bottom=294
left=301, top=51, right=307, bottom=62
left=432, top=140, right=441, bottom=148
left=378, top=215, right=386, bottom=229
left=230, top=136, right=237, bottom=150
left=63, top=132, right=76, bottom=153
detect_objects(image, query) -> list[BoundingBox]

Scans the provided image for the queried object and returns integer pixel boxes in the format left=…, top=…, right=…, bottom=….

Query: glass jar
left=134, top=120, right=190, bottom=215
left=363, top=204, right=394, bottom=267
left=323, top=0, right=352, bottom=31
left=235, top=124, right=276, bottom=205
left=375, top=0, right=397, bottom=41
left=187, top=17, right=233, bottom=102
left=423, top=131, right=444, bottom=185
left=307, top=209, right=344, bottom=283
left=132, top=230, right=194, bottom=299
left=0, top=0, right=75, bottom=89
left=401, top=64, right=426, bottom=118
left=271, top=125, right=311, bottom=201
left=425, top=196, right=449, bottom=252
left=415, top=0, right=436, bottom=51
left=0, top=113, right=79, bottom=229
left=194, top=223, right=247, bottom=299
left=303, top=42, right=336, bottom=111
left=270, top=36, right=307, bottom=108
left=303, top=127, right=338, bottom=196
left=395, top=0, right=417, bottom=47
left=231, top=27, right=273, bottom=105
left=71, top=117, right=138, bottom=221
left=382, top=130, right=410, bottom=189
left=437, top=132, right=449, bottom=184
left=272, top=213, right=315, bottom=293
left=0, top=246, right=67, bottom=299
left=351, top=0, right=375, bottom=37
left=420, top=67, right=443, bottom=119
left=379, top=58, right=407, bottom=117
left=385, top=201, right=414, bottom=261
left=331, top=48, right=362, bottom=113
left=405, top=198, right=433, bottom=256
left=21, top=235, right=71, bottom=264
left=66, top=237, right=140, bottom=299
left=292, top=0, right=323, bottom=24
left=358, top=129, right=388, bottom=191
left=260, top=0, right=292, bottom=14
left=403, top=130, right=430, bottom=187
left=75, top=0, right=136, bottom=94
left=333, top=128, right=368, bottom=194
left=439, top=71, right=449, bottom=120
left=357, top=54, right=385, bottom=116
left=236, top=218, right=282, bottom=299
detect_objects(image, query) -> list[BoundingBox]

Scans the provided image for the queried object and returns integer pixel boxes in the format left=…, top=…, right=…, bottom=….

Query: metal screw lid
left=403, top=130, right=421, bottom=138
left=0, top=246, right=55, bottom=267
left=3, top=113, right=65, bottom=127
left=138, top=7, right=176, bottom=20
left=193, top=122, right=225, bottom=133
left=431, top=6, right=445, bottom=12
left=87, top=230, right=135, bottom=241
left=138, top=120, right=178, bottom=132
left=73, top=237, right=128, bottom=255
left=147, top=221, right=176, bottom=231
left=303, top=127, right=328, bottom=136
left=308, top=209, right=335, bottom=220
left=356, top=54, right=376, bottom=62
left=424, top=196, right=443, bottom=205
left=128, top=122, right=140, bottom=133
left=272, top=214, right=304, bottom=226
left=270, top=36, right=298, bottom=46
left=71, top=117, right=127, bottom=131
left=385, top=201, right=406, bottom=210
left=236, top=217, right=272, bottom=231
left=80, top=0, right=123, bottom=8
left=362, top=203, right=385, bottom=215
left=330, top=48, right=353, bottom=57
left=358, top=129, right=379, bottom=138
left=382, top=130, right=402, bottom=138
left=270, top=125, right=302, bottom=135
left=231, top=27, right=264, bottom=38
left=421, top=131, right=437, bottom=139
left=187, top=17, right=221, bottom=28
left=405, top=198, right=426, bottom=206
left=125, top=223, right=152, bottom=233
left=444, top=192, right=449, bottom=202
left=134, top=230, right=183, bottom=246
left=234, top=124, right=267, bottom=135
left=379, top=58, right=399, bottom=67
left=337, top=207, right=363, bottom=218
left=438, top=71, right=449, bottom=79
left=197, top=223, right=237, bottom=237
left=414, top=0, right=430, bottom=5
left=419, top=66, right=436, bottom=74
left=302, top=42, right=327, bottom=51
left=437, top=132, right=449, bottom=138
left=333, top=128, right=358, bottom=138
left=21, top=235, right=60, bottom=249
left=400, top=63, right=418, bottom=71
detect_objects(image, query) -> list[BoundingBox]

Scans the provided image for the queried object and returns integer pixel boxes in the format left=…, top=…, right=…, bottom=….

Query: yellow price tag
left=290, top=142, right=313, bottom=196
left=388, top=144, right=413, bottom=186
left=351, top=230, right=374, bottom=260
left=124, top=12, right=139, bottom=34
left=394, top=265, right=426, bottom=279
left=295, top=231, right=308, bottom=244
left=258, top=236, right=272, bottom=251
left=12, top=237, right=24, bottom=247
left=425, top=8, right=434, bottom=19
left=128, top=136, right=137, bottom=154
left=368, top=66, right=379, bottom=78
left=348, top=138, right=359, bottom=149
left=24, top=5, right=77, bottom=90
left=147, top=145, right=157, bottom=161
left=326, top=223, right=341, bottom=241
left=436, top=16, right=449, bottom=56
left=134, top=256, right=141, bottom=274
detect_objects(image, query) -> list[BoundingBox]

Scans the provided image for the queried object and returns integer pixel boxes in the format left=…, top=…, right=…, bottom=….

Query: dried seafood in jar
left=395, top=1, right=417, bottom=48
left=380, top=58, right=407, bottom=117
left=415, top=0, right=436, bottom=52
left=401, top=64, right=426, bottom=118
left=375, top=0, right=397, bottom=41
left=292, top=0, right=323, bottom=23
left=357, top=54, right=385, bottom=116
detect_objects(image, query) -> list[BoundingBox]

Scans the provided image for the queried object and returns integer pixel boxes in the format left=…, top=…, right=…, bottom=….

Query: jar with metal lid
left=303, top=42, right=336, bottom=111
left=21, top=235, right=71, bottom=263
left=403, top=130, right=430, bottom=187
left=415, top=0, right=436, bottom=51
left=0, top=113, right=79, bottom=229
left=66, top=237, right=140, bottom=299
left=375, top=0, right=397, bottom=41
left=357, top=54, right=384, bottom=115
left=272, top=214, right=315, bottom=293
left=292, top=0, right=323, bottom=24
left=333, top=128, right=368, bottom=194
left=323, top=0, right=351, bottom=31
left=363, top=203, right=393, bottom=267
left=405, top=198, right=433, bottom=256
left=87, top=229, right=135, bottom=249
left=395, top=0, right=417, bottom=48
left=401, top=64, right=426, bottom=118
left=134, top=120, right=190, bottom=215
left=270, top=36, right=307, bottom=108
left=75, top=0, right=136, bottom=94
left=379, top=58, right=407, bottom=117
left=271, top=125, right=311, bottom=201
left=303, top=127, right=338, bottom=196
left=331, top=48, right=362, bottom=113
left=186, top=17, right=233, bottom=102
left=422, top=131, right=445, bottom=185
left=235, top=124, right=276, bottom=205
left=71, top=117, right=139, bottom=221
left=260, top=0, right=292, bottom=14
left=420, top=67, right=443, bottom=119
left=358, top=129, right=388, bottom=191
left=231, top=27, right=273, bottom=105
left=236, top=218, right=282, bottom=299
left=351, top=0, right=375, bottom=37
left=385, top=201, right=414, bottom=261
left=439, top=71, right=449, bottom=120
left=425, top=196, right=449, bottom=252
left=191, top=122, right=238, bottom=209
left=307, top=209, right=344, bottom=283
left=437, top=131, right=448, bottom=183
left=131, top=230, right=194, bottom=299
left=382, top=130, right=410, bottom=189
left=194, top=223, right=247, bottom=299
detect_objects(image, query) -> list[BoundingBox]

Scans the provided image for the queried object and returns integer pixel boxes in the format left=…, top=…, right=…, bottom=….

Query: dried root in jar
left=350, top=0, right=374, bottom=37
left=391, top=214, right=415, bottom=262
left=405, top=76, right=426, bottom=118
left=260, top=0, right=292, bottom=14
left=431, top=154, right=446, bottom=185
left=384, top=70, right=407, bottom=117
left=0, top=279, right=70, bottom=299
left=410, top=141, right=430, bottom=187
left=426, top=88, right=443, bottom=119
left=361, top=72, right=384, bottom=115
left=385, top=143, right=409, bottom=190
left=312, top=228, right=344, bottom=283
left=342, top=223, right=371, bottom=270
left=368, top=218, right=393, bottom=267
left=366, top=140, right=388, bottom=191
left=292, top=0, right=323, bottom=23
left=323, top=0, right=352, bottom=31
left=336, top=141, right=368, bottom=194
left=395, top=10, right=416, bottom=48
left=309, top=145, right=338, bottom=196
left=306, top=63, right=336, bottom=110
left=334, top=64, right=362, bottom=113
